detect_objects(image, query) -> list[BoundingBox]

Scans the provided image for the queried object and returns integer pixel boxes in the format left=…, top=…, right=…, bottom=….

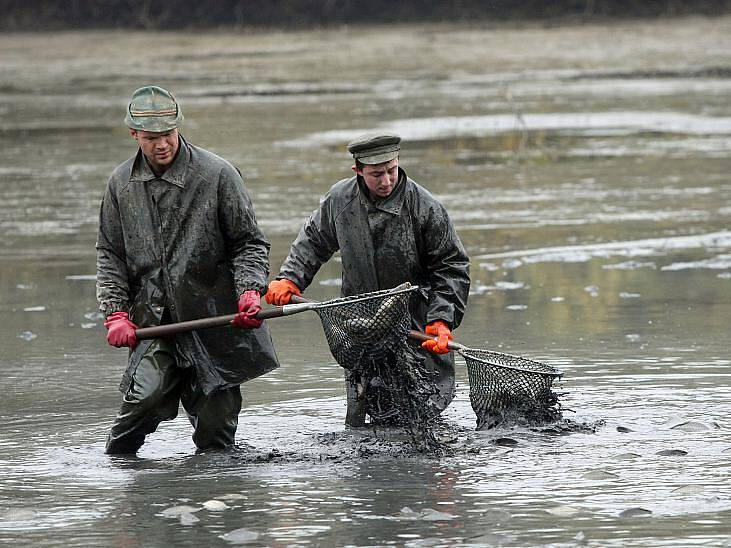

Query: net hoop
left=315, top=284, right=419, bottom=309
left=461, top=348, right=562, bottom=378
left=312, top=283, right=419, bottom=370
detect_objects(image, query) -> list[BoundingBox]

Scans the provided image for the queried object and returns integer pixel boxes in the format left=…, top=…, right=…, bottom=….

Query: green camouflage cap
left=347, top=133, right=401, bottom=165
left=124, top=85, right=183, bottom=132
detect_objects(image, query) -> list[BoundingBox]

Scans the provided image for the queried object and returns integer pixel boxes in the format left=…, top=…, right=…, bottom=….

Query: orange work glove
left=231, top=290, right=263, bottom=329
left=420, top=321, right=453, bottom=355
left=264, top=278, right=301, bottom=306
left=104, top=311, right=138, bottom=349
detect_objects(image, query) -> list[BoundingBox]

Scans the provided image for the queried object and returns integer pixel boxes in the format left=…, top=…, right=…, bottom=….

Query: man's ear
left=129, top=129, right=137, bottom=139
left=351, top=164, right=360, bottom=175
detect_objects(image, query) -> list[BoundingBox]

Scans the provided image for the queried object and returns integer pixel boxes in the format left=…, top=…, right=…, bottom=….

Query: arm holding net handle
left=135, top=304, right=309, bottom=340
left=136, top=284, right=416, bottom=340
left=408, top=329, right=465, bottom=351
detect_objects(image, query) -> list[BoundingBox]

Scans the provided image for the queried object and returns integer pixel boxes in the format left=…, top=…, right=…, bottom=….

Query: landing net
left=313, top=284, right=417, bottom=369
left=462, top=348, right=562, bottom=430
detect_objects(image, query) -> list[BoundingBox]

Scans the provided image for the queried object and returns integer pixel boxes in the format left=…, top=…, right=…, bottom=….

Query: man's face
left=130, top=128, right=179, bottom=174
left=354, top=158, right=399, bottom=199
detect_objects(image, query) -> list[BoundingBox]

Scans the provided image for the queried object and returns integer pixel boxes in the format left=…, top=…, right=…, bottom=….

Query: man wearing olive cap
left=96, top=85, right=279, bottom=454
left=266, top=133, right=470, bottom=427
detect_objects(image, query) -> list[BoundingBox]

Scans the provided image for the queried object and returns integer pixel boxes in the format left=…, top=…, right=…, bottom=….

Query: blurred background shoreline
left=3, top=0, right=731, bottom=31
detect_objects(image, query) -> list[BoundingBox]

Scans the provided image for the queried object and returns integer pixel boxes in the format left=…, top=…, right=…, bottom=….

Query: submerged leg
left=181, top=374, right=242, bottom=452
left=344, top=369, right=366, bottom=427
left=105, top=339, right=182, bottom=455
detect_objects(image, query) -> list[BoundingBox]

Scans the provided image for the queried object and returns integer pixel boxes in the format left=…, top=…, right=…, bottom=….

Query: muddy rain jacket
left=278, top=168, right=470, bottom=401
left=96, top=136, right=279, bottom=395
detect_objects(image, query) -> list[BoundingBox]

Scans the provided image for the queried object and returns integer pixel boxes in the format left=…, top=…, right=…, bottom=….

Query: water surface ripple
left=1, top=17, right=731, bottom=547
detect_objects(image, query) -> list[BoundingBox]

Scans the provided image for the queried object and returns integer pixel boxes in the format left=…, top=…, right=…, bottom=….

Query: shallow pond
left=1, top=17, right=731, bottom=547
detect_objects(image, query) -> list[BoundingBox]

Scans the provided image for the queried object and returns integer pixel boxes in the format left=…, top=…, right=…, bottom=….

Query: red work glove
left=421, top=321, right=453, bottom=355
left=264, top=278, right=301, bottom=306
left=231, top=290, right=263, bottom=329
left=104, top=311, right=138, bottom=349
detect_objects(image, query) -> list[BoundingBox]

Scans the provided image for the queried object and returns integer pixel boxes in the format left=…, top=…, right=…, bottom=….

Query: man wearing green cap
left=266, top=133, right=470, bottom=427
left=96, top=85, right=279, bottom=454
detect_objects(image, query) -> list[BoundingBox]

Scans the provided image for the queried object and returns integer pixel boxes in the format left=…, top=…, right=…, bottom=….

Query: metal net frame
left=461, top=347, right=563, bottom=430
left=313, top=284, right=418, bottom=369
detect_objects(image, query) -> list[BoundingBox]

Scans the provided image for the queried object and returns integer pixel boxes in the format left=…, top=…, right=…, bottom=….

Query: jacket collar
left=357, top=167, right=407, bottom=215
left=129, top=135, right=189, bottom=188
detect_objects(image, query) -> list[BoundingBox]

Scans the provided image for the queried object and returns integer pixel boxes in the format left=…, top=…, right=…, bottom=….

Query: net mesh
left=311, top=284, right=444, bottom=451
left=309, top=283, right=562, bottom=441
left=463, top=348, right=562, bottom=430
left=313, top=286, right=416, bottom=369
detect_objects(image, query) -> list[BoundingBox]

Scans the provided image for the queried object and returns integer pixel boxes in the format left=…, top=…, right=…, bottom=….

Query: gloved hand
left=420, top=320, right=453, bottom=355
left=104, top=311, right=138, bottom=349
left=231, top=290, right=263, bottom=329
left=264, top=278, right=301, bottom=306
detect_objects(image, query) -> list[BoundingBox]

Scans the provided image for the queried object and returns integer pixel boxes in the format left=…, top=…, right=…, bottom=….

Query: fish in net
left=311, top=287, right=414, bottom=369
left=461, top=346, right=562, bottom=430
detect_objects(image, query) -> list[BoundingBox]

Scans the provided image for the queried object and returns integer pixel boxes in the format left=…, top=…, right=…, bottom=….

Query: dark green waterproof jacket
left=96, top=136, right=279, bottom=395
left=278, top=168, right=470, bottom=408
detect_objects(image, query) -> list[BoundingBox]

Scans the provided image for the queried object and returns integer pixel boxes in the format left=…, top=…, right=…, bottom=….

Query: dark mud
left=348, top=346, right=447, bottom=453
left=217, top=416, right=605, bottom=464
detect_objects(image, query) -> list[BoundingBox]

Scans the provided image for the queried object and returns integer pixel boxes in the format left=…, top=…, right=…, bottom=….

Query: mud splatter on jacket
left=96, top=136, right=279, bottom=394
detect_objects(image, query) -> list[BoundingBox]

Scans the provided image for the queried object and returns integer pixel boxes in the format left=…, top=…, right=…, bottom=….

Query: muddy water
left=2, top=17, right=731, bottom=546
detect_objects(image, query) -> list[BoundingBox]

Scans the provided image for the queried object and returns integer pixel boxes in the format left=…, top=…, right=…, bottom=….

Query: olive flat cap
left=124, top=85, right=183, bottom=132
left=347, top=133, right=401, bottom=165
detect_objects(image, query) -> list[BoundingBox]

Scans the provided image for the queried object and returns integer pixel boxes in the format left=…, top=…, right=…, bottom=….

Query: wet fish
left=397, top=507, right=455, bottom=521
left=492, top=437, right=518, bottom=447
left=582, top=470, right=619, bottom=480
left=419, top=508, right=456, bottom=521
left=203, top=500, right=229, bottom=511
left=656, top=449, right=688, bottom=456
left=216, top=493, right=247, bottom=502
left=0, top=508, right=38, bottom=522
left=220, top=528, right=260, bottom=544
left=612, top=452, right=642, bottom=460
left=159, top=505, right=201, bottom=518
left=341, top=294, right=401, bottom=335
left=669, top=421, right=712, bottom=432
left=179, top=512, right=199, bottom=526
left=545, top=505, right=582, bottom=517
left=619, top=507, right=652, bottom=518
left=672, top=485, right=704, bottom=495
left=467, top=532, right=517, bottom=545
